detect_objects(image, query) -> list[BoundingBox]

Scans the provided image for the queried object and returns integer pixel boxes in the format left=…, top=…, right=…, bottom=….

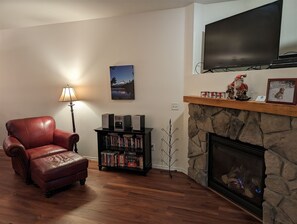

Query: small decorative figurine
left=226, top=74, right=251, bottom=101
left=226, top=85, right=235, bottom=100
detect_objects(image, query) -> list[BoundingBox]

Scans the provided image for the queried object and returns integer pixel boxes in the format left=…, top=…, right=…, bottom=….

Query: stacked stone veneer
left=187, top=103, right=297, bottom=224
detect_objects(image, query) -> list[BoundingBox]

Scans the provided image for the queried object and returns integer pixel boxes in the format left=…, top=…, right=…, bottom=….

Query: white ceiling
left=0, top=0, right=235, bottom=30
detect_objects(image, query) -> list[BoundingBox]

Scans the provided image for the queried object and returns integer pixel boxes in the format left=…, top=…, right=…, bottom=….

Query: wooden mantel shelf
left=183, top=96, right=297, bottom=117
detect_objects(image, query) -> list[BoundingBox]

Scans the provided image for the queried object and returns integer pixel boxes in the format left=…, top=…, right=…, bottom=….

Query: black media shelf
left=94, top=128, right=153, bottom=175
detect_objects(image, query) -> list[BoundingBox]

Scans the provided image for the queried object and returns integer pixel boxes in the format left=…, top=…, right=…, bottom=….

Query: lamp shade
left=59, top=85, right=78, bottom=102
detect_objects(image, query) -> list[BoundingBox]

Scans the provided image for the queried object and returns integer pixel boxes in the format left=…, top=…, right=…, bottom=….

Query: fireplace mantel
left=184, top=96, right=297, bottom=117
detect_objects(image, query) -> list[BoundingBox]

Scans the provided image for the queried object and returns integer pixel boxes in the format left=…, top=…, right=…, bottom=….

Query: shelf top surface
left=184, top=95, right=297, bottom=117
left=94, top=127, right=153, bottom=134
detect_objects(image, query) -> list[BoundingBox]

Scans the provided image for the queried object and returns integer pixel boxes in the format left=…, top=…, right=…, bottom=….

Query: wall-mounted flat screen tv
left=203, top=0, right=283, bottom=70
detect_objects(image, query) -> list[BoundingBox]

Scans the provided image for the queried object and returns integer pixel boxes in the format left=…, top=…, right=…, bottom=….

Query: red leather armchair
left=3, top=116, right=79, bottom=183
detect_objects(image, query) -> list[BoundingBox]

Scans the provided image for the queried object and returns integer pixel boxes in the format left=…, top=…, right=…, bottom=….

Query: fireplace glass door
left=208, top=134, right=265, bottom=218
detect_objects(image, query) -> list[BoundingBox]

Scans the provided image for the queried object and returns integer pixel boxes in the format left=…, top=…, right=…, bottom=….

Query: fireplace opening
left=208, top=133, right=266, bottom=219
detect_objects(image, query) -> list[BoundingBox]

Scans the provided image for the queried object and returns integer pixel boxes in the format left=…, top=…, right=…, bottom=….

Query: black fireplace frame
left=208, top=133, right=266, bottom=219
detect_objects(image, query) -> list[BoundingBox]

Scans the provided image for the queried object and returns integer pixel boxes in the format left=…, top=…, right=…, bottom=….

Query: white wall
left=192, top=0, right=297, bottom=73
left=1, top=0, right=296, bottom=176
left=0, top=8, right=186, bottom=172
left=186, top=0, right=297, bottom=96
left=180, top=0, right=297, bottom=174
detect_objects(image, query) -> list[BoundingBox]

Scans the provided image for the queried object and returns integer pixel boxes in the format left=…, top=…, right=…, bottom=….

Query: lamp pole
left=69, top=100, right=78, bottom=153
left=59, top=84, right=79, bottom=153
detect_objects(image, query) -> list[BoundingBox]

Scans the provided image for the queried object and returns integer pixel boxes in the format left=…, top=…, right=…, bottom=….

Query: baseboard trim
left=82, top=157, right=188, bottom=175
left=84, top=156, right=98, bottom=161
left=152, top=164, right=188, bottom=175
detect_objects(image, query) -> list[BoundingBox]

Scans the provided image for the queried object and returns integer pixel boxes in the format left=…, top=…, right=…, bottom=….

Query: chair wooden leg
left=80, top=179, right=86, bottom=185
left=45, top=191, right=52, bottom=198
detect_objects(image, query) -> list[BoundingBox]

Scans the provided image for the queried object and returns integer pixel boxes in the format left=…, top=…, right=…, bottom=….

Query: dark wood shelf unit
left=94, top=128, right=153, bottom=175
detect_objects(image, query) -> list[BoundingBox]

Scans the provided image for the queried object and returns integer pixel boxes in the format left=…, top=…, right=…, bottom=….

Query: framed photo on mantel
left=266, top=78, right=297, bottom=105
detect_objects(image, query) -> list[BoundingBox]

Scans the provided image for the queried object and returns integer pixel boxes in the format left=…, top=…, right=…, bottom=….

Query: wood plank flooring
left=0, top=150, right=261, bottom=224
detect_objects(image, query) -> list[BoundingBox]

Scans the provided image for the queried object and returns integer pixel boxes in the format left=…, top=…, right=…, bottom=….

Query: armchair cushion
left=26, top=145, right=67, bottom=160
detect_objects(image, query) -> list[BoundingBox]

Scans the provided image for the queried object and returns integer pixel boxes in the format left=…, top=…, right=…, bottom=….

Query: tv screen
left=203, top=0, right=283, bottom=70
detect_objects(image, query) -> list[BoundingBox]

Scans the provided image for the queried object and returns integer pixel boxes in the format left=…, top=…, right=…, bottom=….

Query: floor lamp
left=59, top=84, right=78, bottom=153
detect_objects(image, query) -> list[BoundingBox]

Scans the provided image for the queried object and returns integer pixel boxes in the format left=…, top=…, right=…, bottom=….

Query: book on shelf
left=135, top=135, right=143, bottom=150
left=101, top=151, right=144, bottom=169
left=122, top=134, right=133, bottom=148
left=127, top=160, right=137, bottom=168
left=118, top=153, right=125, bottom=167
left=125, top=152, right=143, bottom=169
left=101, top=151, right=119, bottom=167
left=138, top=156, right=143, bottom=169
left=104, top=133, right=143, bottom=150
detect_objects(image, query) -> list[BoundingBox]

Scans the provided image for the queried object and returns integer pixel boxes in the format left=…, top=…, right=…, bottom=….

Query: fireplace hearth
left=208, top=133, right=265, bottom=218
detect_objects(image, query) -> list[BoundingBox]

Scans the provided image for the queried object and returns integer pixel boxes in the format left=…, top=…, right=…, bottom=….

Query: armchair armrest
left=53, top=129, right=79, bottom=150
left=3, top=136, right=26, bottom=157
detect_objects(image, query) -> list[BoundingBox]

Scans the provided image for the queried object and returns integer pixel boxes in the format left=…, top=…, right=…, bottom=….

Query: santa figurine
left=226, top=74, right=251, bottom=101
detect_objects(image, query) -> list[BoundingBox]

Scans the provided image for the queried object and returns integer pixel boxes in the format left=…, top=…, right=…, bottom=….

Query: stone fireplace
left=185, top=97, right=297, bottom=224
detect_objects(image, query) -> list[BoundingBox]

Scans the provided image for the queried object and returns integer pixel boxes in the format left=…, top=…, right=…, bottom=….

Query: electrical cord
left=194, top=62, right=204, bottom=74
left=280, top=51, right=297, bottom=56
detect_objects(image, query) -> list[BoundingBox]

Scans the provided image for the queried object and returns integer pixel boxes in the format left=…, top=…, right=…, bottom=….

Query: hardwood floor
left=0, top=150, right=261, bottom=224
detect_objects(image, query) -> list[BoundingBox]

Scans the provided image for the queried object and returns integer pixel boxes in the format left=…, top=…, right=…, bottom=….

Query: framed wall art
left=266, top=78, right=297, bottom=105
left=109, top=65, right=135, bottom=100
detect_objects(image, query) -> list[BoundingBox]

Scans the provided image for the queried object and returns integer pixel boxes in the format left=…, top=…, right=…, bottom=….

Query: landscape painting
left=110, top=65, right=135, bottom=100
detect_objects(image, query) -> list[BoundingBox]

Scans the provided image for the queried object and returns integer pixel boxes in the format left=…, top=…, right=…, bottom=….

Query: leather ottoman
left=31, top=151, right=88, bottom=197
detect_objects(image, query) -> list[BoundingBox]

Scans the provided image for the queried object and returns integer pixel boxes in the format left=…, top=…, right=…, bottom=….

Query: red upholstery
left=31, top=151, right=88, bottom=195
left=3, top=116, right=79, bottom=183
left=6, top=116, right=56, bottom=149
